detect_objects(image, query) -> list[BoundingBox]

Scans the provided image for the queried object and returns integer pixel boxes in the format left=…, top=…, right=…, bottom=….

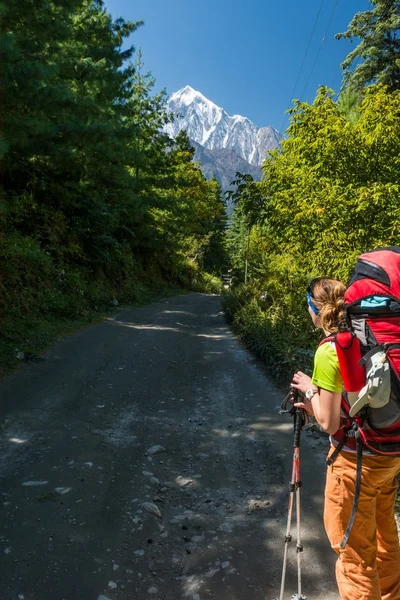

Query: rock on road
left=0, top=293, right=338, bottom=600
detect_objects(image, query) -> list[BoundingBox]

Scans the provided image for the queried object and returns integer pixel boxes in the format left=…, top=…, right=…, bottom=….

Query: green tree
left=202, top=177, right=228, bottom=275
left=226, top=206, right=251, bottom=283
left=224, top=84, right=400, bottom=381
left=168, top=139, right=226, bottom=269
left=0, top=0, right=228, bottom=353
left=122, top=48, right=175, bottom=259
left=263, top=85, right=400, bottom=270
left=2, top=0, right=141, bottom=268
left=336, top=0, right=400, bottom=91
left=174, top=129, right=195, bottom=160
left=226, top=173, right=265, bottom=283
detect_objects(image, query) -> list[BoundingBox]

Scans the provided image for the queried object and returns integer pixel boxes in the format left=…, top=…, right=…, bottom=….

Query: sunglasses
left=307, top=291, right=319, bottom=315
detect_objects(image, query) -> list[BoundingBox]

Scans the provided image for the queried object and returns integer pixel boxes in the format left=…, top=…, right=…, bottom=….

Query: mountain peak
left=170, top=85, right=222, bottom=110
left=165, top=86, right=282, bottom=166
left=170, top=85, right=197, bottom=102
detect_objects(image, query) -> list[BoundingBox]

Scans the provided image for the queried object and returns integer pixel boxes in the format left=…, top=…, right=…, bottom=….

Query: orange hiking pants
left=324, top=447, right=400, bottom=600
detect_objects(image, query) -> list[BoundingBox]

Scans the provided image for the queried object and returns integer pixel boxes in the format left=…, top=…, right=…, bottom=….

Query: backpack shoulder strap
left=318, top=334, right=336, bottom=348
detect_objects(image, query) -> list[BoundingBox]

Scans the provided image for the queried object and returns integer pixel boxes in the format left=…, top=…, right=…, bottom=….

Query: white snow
left=165, top=86, right=282, bottom=166
left=170, top=85, right=222, bottom=111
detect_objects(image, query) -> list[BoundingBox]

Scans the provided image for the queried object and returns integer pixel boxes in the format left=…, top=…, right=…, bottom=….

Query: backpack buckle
left=345, top=423, right=359, bottom=438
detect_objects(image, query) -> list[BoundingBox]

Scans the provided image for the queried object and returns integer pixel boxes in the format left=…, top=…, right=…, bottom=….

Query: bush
left=223, top=285, right=318, bottom=385
left=193, top=272, right=223, bottom=294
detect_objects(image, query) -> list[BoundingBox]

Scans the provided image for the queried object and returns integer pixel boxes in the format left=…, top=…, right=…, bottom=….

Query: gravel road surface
left=0, top=293, right=339, bottom=600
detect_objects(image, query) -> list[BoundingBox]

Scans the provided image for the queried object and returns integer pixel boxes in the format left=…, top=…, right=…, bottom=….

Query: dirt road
left=0, top=293, right=338, bottom=600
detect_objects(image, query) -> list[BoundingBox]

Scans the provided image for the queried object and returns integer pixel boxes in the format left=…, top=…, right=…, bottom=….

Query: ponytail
left=311, top=279, right=346, bottom=333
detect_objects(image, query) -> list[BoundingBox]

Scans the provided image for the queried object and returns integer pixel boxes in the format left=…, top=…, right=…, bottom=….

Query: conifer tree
left=174, top=130, right=196, bottom=161
left=0, top=0, right=229, bottom=343
left=226, top=173, right=265, bottom=283
left=202, top=178, right=228, bottom=275
left=336, top=0, right=400, bottom=90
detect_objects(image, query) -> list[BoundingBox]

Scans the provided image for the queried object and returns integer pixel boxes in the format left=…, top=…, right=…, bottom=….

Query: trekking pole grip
left=293, top=406, right=303, bottom=449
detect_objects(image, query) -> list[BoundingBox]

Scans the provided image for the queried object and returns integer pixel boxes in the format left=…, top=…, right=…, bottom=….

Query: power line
left=279, top=0, right=327, bottom=135
left=287, top=1, right=327, bottom=103
left=278, top=0, right=393, bottom=135
left=299, top=0, right=340, bottom=101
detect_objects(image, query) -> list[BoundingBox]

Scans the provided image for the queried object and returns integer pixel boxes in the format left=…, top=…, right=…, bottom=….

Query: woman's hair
left=310, top=278, right=346, bottom=333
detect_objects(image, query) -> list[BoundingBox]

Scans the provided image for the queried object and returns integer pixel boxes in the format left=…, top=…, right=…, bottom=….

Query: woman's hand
left=291, top=371, right=315, bottom=416
left=293, top=396, right=315, bottom=416
left=291, top=371, right=313, bottom=395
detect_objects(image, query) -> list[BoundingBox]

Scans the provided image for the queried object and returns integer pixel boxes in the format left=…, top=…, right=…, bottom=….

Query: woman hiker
left=290, top=277, right=400, bottom=600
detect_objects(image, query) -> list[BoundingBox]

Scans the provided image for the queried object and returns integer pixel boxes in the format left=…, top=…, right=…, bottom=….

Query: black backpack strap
left=326, top=417, right=354, bottom=466
left=359, top=344, right=385, bottom=366
left=325, top=423, right=363, bottom=549
left=326, top=438, right=346, bottom=466
left=340, top=429, right=363, bottom=549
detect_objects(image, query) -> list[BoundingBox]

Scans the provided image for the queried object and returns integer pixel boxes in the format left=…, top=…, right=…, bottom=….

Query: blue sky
left=104, top=0, right=371, bottom=132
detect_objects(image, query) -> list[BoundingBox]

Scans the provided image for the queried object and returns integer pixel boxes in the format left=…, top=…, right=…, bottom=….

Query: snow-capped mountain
left=165, top=85, right=282, bottom=167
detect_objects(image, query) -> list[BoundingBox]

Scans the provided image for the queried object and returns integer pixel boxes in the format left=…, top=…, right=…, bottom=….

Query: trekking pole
left=278, top=389, right=308, bottom=600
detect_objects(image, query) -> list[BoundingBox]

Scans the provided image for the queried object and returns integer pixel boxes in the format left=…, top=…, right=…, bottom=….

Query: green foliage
left=336, top=0, right=400, bottom=91
left=223, top=284, right=315, bottom=382
left=225, top=173, right=266, bottom=284
left=262, top=85, right=400, bottom=276
left=225, top=84, right=400, bottom=385
left=0, top=1, right=226, bottom=369
left=226, top=173, right=266, bottom=227
left=174, top=129, right=196, bottom=160
left=193, top=272, right=224, bottom=295
left=202, top=178, right=229, bottom=275
left=337, top=87, right=364, bottom=123
left=225, top=208, right=250, bottom=284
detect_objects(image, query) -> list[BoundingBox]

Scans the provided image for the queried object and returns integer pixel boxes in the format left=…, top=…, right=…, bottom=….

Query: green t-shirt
left=311, top=341, right=343, bottom=393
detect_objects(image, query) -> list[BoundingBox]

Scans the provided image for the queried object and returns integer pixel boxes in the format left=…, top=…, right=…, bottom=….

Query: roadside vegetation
left=224, top=0, right=400, bottom=385
left=0, top=1, right=227, bottom=376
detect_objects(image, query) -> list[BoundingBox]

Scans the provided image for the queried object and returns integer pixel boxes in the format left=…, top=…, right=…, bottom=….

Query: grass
left=0, top=314, right=102, bottom=378
left=0, top=283, right=188, bottom=379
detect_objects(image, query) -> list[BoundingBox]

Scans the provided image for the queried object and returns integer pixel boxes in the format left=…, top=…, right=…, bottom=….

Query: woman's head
left=307, top=277, right=346, bottom=333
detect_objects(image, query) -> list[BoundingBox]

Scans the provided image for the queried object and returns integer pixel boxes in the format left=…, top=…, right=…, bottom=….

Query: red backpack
left=320, top=247, right=400, bottom=547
